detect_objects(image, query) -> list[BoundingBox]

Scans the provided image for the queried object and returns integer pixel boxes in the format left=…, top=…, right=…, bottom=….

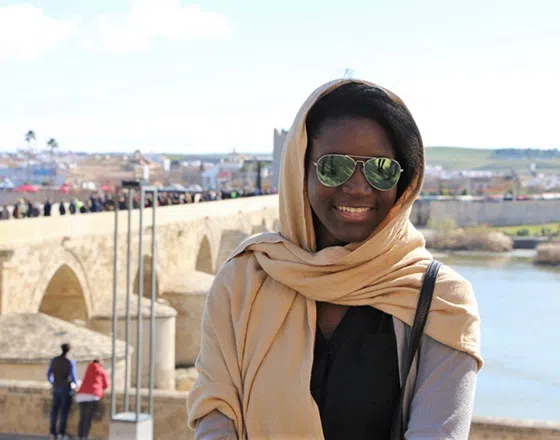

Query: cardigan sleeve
left=194, top=410, right=238, bottom=440
left=405, top=334, right=478, bottom=440
left=187, top=256, right=251, bottom=434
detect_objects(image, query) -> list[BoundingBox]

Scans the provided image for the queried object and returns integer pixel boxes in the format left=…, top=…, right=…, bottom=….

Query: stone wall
left=0, top=356, right=128, bottom=389
left=470, top=416, right=560, bottom=439
left=1, top=380, right=559, bottom=440
left=411, top=199, right=560, bottom=227
left=0, top=379, right=193, bottom=440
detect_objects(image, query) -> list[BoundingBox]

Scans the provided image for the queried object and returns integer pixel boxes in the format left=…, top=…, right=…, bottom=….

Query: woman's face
left=306, top=116, right=398, bottom=249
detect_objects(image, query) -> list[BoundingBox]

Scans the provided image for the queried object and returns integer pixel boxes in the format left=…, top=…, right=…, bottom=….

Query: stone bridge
left=0, top=195, right=278, bottom=317
left=0, top=195, right=278, bottom=389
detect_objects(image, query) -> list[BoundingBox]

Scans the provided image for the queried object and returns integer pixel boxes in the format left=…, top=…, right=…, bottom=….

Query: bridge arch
left=133, top=255, right=160, bottom=299
left=195, top=235, right=213, bottom=274
left=215, top=229, right=250, bottom=271
left=39, top=265, right=88, bottom=324
left=32, top=249, right=93, bottom=324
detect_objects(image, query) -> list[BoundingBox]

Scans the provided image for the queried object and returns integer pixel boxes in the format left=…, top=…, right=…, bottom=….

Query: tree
left=46, top=138, right=59, bottom=194
left=25, top=130, right=36, bottom=156
left=47, top=138, right=58, bottom=155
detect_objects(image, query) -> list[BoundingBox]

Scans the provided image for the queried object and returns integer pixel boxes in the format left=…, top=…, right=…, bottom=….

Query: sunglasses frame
left=312, top=154, right=404, bottom=191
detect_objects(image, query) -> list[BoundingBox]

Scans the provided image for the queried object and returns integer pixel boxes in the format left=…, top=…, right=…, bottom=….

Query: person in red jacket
left=76, top=359, right=110, bottom=440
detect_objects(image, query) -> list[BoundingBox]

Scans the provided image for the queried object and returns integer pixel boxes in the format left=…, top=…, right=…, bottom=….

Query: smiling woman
left=187, top=79, right=482, bottom=440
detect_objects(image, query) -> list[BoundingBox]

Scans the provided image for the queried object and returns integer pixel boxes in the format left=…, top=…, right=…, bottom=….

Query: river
left=437, top=252, right=560, bottom=422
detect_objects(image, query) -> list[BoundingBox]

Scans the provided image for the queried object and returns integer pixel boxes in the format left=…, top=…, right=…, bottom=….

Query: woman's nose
left=341, top=164, right=373, bottom=196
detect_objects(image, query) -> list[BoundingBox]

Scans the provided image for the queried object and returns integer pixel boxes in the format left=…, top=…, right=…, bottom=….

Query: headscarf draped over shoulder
left=188, top=79, right=482, bottom=439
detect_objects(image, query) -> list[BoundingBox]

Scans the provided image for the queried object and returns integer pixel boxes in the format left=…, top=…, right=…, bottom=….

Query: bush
left=534, top=243, right=560, bottom=265
left=517, top=228, right=530, bottom=237
left=425, top=229, right=513, bottom=252
left=427, top=216, right=457, bottom=232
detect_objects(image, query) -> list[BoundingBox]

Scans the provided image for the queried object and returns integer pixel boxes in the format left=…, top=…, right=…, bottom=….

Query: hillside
left=162, top=148, right=560, bottom=176
left=425, top=147, right=560, bottom=175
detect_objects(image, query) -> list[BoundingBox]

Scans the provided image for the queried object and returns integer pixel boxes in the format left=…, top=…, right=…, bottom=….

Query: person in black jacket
left=44, top=200, right=52, bottom=217
left=46, top=343, right=78, bottom=440
left=0, top=205, right=10, bottom=220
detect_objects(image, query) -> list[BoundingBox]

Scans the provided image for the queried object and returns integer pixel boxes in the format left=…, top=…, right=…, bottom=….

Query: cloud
left=0, top=4, right=78, bottom=59
left=95, top=0, right=233, bottom=53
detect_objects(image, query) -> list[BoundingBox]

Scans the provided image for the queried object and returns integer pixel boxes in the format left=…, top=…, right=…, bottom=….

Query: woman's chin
left=333, top=229, right=374, bottom=246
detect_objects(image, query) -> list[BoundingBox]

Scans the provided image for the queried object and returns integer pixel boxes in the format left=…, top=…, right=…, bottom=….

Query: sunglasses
left=312, top=154, right=403, bottom=191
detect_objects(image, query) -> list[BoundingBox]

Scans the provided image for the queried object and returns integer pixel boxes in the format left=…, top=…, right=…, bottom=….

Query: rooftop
left=0, top=313, right=128, bottom=363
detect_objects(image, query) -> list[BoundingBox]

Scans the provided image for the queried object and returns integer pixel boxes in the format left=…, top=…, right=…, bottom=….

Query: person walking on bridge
left=47, top=343, right=78, bottom=440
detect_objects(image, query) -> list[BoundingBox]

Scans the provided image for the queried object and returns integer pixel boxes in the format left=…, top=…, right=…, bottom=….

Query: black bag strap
left=390, top=259, right=442, bottom=440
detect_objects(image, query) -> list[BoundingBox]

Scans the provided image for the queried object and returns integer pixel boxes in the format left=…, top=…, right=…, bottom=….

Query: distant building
left=0, top=164, right=63, bottom=186
left=181, top=165, right=204, bottom=186
left=202, top=162, right=242, bottom=190
left=272, top=129, right=288, bottom=189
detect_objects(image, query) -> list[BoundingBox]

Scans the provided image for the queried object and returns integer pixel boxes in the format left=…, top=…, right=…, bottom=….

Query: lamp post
left=110, top=179, right=158, bottom=440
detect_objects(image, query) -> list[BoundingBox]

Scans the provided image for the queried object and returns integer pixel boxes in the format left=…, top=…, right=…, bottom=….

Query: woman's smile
left=334, top=205, right=374, bottom=222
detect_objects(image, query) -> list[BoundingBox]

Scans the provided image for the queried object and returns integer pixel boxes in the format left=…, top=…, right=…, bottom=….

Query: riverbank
left=421, top=226, right=560, bottom=265
left=421, top=225, right=514, bottom=252
left=535, top=243, right=560, bottom=265
left=430, top=248, right=536, bottom=260
left=430, top=244, right=560, bottom=266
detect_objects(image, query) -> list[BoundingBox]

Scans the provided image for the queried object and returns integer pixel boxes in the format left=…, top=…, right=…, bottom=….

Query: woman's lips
left=334, top=205, right=373, bottom=222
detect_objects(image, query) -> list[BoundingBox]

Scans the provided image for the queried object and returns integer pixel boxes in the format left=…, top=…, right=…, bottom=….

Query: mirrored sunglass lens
left=316, top=155, right=355, bottom=186
left=364, top=158, right=401, bottom=190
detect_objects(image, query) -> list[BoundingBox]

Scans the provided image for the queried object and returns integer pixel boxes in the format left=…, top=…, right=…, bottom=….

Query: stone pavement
left=0, top=435, right=50, bottom=439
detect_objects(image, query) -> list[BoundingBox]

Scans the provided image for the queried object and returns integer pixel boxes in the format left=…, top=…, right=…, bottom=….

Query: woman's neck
left=314, top=218, right=348, bottom=251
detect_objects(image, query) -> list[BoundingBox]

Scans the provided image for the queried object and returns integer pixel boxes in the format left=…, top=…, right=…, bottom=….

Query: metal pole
left=135, top=188, right=145, bottom=421
left=148, top=189, right=158, bottom=414
left=110, top=188, right=119, bottom=419
left=124, top=189, right=133, bottom=412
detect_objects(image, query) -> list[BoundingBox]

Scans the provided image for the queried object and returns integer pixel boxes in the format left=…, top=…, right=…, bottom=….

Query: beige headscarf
left=187, top=79, right=482, bottom=439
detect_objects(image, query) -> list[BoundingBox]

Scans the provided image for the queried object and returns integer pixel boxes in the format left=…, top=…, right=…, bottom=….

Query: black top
left=51, top=355, right=72, bottom=388
left=310, top=306, right=400, bottom=440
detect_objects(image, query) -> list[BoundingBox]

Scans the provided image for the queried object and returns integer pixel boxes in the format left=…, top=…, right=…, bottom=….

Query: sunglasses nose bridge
left=343, top=159, right=373, bottom=193
left=354, top=159, right=366, bottom=169
left=354, top=159, right=367, bottom=177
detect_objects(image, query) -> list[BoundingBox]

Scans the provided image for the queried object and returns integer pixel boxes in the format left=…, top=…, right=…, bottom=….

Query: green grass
left=425, top=147, right=494, bottom=170
left=493, top=223, right=560, bottom=237
left=425, top=147, right=560, bottom=175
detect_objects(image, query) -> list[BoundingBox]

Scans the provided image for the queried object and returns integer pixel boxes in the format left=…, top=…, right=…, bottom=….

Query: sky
left=1, top=0, right=559, bottom=154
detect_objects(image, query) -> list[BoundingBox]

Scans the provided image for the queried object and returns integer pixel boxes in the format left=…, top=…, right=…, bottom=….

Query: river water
left=437, top=252, right=560, bottom=422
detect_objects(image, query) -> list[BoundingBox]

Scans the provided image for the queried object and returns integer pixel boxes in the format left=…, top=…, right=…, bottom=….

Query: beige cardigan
left=193, top=317, right=478, bottom=440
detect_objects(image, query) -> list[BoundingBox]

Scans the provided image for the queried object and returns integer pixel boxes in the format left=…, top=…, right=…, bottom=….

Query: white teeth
left=336, top=206, right=370, bottom=213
